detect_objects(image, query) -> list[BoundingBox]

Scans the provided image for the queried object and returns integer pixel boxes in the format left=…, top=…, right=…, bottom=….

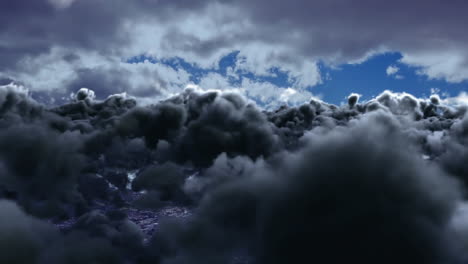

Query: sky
left=1, top=0, right=468, bottom=107
left=5, top=2, right=468, bottom=263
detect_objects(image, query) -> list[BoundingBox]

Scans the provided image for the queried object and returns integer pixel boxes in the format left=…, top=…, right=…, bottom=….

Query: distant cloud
left=386, top=65, right=400, bottom=76
left=401, top=50, right=468, bottom=83
left=386, top=65, right=404, bottom=79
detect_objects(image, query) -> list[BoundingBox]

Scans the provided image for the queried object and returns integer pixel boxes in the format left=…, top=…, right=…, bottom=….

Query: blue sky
left=128, top=51, right=468, bottom=106
left=315, top=53, right=468, bottom=104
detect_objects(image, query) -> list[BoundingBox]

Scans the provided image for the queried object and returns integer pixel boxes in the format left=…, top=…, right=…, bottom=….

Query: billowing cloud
left=2, top=85, right=468, bottom=263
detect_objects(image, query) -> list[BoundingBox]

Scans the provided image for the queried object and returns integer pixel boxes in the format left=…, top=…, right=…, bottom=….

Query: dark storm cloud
left=115, top=100, right=186, bottom=149
left=0, top=85, right=87, bottom=217
left=173, top=90, right=281, bottom=167
left=256, top=113, right=461, bottom=264
left=152, top=112, right=464, bottom=264
left=4, top=85, right=468, bottom=263
left=0, top=124, right=86, bottom=217
left=0, top=200, right=145, bottom=264
left=0, top=200, right=60, bottom=264
left=131, top=162, right=186, bottom=202
left=0, top=85, right=134, bottom=217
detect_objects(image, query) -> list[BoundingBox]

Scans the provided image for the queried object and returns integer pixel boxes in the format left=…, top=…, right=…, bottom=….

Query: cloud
left=152, top=110, right=464, bottom=264
left=401, top=50, right=468, bottom=83
left=4, top=0, right=468, bottom=104
left=386, top=65, right=399, bottom=76
left=5, top=75, right=468, bottom=262
left=386, top=65, right=404, bottom=79
left=1, top=48, right=192, bottom=103
left=347, top=93, right=361, bottom=108
left=0, top=199, right=144, bottom=264
left=0, top=200, right=61, bottom=264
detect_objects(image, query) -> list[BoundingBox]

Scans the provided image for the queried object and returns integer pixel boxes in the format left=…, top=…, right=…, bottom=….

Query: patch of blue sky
left=126, top=51, right=468, bottom=106
left=315, top=52, right=468, bottom=105
left=126, top=51, right=291, bottom=88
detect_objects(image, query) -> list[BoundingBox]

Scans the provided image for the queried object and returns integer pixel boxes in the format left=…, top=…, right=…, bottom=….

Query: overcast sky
left=2, top=0, right=468, bottom=106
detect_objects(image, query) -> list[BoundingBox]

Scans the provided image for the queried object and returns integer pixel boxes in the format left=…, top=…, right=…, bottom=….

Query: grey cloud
left=0, top=0, right=210, bottom=69
left=0, top=200, right=60, bottom=264
left=152, top=110, right=463, bottom=264
left=4, top=84, right=468, bottom=263
left=0, top=0, right=125, bottom=70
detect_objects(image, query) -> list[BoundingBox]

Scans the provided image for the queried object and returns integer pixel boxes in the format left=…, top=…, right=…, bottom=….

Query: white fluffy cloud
left=401, top=50, right=468, bottom=83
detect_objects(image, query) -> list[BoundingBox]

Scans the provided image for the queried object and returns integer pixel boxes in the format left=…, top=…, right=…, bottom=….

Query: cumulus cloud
left=152, top=111, right=464, bottom=264
left=4, top=70, right=468, bottom=262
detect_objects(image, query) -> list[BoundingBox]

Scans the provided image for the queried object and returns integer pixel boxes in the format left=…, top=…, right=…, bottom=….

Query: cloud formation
left=5, top=1, right=468, bottom=262
left=2, top=84, right=468, bottom=262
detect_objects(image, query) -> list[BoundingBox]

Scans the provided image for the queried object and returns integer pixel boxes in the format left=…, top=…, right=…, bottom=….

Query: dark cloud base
left=2, top=84, right=468, bottom=263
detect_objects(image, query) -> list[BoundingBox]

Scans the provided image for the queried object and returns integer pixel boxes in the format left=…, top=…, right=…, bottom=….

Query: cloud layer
left=2, top=0, right=468, bottom=104
left=2, top=84, right=468, bottom=262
